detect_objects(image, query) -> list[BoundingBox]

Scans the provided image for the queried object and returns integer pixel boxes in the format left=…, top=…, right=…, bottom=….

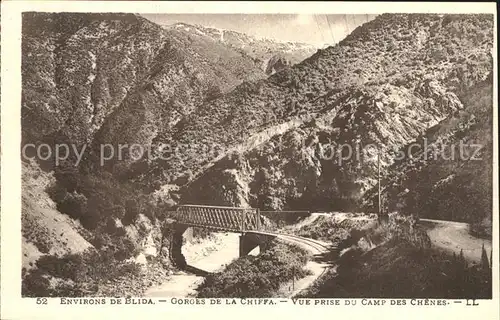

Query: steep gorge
left=20, top=13, right=494, bottom=294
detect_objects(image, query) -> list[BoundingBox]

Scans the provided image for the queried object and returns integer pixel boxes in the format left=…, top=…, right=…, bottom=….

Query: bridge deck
left=175, top=204, right=261, bottom=232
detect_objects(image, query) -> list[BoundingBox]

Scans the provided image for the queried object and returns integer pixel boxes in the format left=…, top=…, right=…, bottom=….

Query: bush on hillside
left=300, top=239, right=491, bottom=298
left=122, top=199, right=139, bottom=225
left=470, top=216, right=492, bottom=239
left=197, top=240, right=311, bottom=298
left=22, top=269, right=53, bottom=297
left=23, top=248, right=143, bottom=297
left=46, top=164, right=165, bottom=237
left=293, top=215, right=374, bottom=246
left=58, top=192, right=88, bottom=221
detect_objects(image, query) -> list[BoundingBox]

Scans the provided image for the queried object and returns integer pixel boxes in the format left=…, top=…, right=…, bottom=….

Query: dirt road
left=420, top=218, right=492, bottom=264
left=272, top=233, right=330, bottom=298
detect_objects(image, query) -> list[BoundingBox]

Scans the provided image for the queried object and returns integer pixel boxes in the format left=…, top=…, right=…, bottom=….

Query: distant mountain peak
left=163, top=21, right=318, bottom=74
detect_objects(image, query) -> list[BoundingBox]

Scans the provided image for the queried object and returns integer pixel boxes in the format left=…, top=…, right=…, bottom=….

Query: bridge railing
left=175, top=204, right=261, bottom=232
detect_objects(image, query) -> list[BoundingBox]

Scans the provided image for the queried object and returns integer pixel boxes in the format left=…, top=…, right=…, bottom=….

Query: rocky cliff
left=363, top=76, right=493, bottom=235
left=170, top=14, right=493, bottom=213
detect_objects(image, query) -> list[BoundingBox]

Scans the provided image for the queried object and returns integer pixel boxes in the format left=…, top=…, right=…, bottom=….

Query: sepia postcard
left=1, top=1, right=498, bottom=319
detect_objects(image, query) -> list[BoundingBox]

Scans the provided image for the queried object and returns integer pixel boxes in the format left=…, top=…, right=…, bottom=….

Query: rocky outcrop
left=265, top=55, right=292, bottom=75
left=363, top=77, right=493, bottom=233
left=182, top=80, right=465, bottom=210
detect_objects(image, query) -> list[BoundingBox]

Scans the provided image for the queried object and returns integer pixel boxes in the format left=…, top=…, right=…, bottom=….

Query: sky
left=141, top=14, right=378, bottom=46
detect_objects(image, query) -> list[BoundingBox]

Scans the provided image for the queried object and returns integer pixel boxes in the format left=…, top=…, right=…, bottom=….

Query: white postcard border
left=1, top=2, right=498, bottom=320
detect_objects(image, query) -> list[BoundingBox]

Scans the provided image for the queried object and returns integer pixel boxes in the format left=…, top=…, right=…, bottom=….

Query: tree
left=58, top=192, right=88, bottom=221
left=122, top=199, right=139, bottom=225
left=53, top=163, right=83, bottom=193
left=458, top=249, right=467, bottom=268
left=480, top=243, right=490, bottom=271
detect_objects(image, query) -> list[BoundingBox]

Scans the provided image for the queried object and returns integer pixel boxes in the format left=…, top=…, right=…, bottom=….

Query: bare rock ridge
left=165, top=22, right=318, bottom=75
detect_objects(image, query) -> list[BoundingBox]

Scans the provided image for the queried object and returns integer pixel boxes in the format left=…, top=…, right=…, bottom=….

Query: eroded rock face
left=364, top=78, right=493, bottom=230
left=181, top=80, right=465, bottom=211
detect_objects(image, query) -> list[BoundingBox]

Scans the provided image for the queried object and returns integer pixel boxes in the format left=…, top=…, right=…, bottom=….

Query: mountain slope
left=164, top=22, right=318, bottom=75
left=22, top=13, right=268, bottom=152
left=21, top=12, right=494, bottom=228
left=145, top=14, right=493, bottom=210
left=22, top=159, right=93, bottom=271
left=19, top=12, right=494, bottom=298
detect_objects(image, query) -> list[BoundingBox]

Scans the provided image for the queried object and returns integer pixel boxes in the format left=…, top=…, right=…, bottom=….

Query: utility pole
left=378, top=147, right=381, bottom=216
left=377, top=146, right=388, bottom=224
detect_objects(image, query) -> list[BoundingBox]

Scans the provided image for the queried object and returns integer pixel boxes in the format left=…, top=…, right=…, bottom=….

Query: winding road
left=419, top=218, right=492, bottom=264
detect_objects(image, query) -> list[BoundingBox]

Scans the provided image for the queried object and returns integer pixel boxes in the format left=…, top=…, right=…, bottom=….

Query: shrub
left=89, top=230, right=112, bottom=249
left=78, top=208, right=101, bottom=230
left=53, top=281, right=85, bottom=297
left=47, top=166, right=156, bottom=236
left=46, top=182, right=68, bottom=204
left=122, top=199, right=139, bottom=225
left=53, top=166, right=81, bottom=193
left=197, top=240, right=311, bottom=298
left=22, top=269, right=53, bottom=297
left=111, top=237, right=139, bottom=261
left=25, top=248, right=143, bottom=297
left=57, top=192, right=88, bottom=220
left=365, top=215, right=432, bottom=249
left=35, top=254, right=84, bottom=282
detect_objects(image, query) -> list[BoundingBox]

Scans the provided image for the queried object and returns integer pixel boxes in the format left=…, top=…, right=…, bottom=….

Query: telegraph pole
left=378, top=147, right=381, bottom=216
left=377, top=146, right=387, bottom=224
